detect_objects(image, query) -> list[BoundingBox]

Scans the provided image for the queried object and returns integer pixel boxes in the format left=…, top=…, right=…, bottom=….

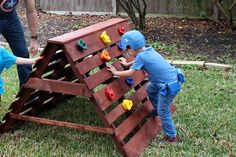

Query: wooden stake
left=204, top=63, right=233, bottom=69
left=168, top=60, right=233, bottom=70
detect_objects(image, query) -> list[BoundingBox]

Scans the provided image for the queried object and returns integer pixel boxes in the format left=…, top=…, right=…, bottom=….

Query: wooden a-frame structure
left=0, top=18, right=175, bottom=156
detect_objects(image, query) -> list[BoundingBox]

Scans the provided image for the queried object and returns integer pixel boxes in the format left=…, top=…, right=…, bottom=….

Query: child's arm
left=119, top=57, right=134, bottom=67
left=15, top=56, right=43, bottom=65
left=107, top=64, right=135, bottom=77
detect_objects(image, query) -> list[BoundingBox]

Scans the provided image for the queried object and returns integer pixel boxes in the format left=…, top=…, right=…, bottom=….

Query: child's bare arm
left=119, top=57, right=134, bottom=67
left=107, top=64, right=135, bottom=77
left=15, top=56, right=43, bottom=65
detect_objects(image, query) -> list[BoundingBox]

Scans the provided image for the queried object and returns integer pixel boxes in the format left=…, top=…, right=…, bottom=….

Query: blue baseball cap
left=118, top=30, right=146, bottom=50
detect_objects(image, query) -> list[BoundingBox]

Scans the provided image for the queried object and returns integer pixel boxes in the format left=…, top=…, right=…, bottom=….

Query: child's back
left=131, top=46, right=177, bottom=84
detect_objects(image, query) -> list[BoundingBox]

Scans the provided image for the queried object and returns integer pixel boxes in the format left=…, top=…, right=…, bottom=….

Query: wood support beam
left=10, top=113, right=113, bottom=135
left=24, top=78, right=92, bottom=97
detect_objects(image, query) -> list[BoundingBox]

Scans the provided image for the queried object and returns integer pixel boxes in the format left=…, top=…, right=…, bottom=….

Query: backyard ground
left=15, top=10, right=236, bottom=64
left=0, top=10, right=235, bottom=157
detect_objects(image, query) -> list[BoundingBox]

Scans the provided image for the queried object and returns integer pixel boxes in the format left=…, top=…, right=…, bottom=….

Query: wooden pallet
left=0, top=18, right=175, bottom=157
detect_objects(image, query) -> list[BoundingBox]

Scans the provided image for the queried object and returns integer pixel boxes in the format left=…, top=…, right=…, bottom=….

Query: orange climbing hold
left=100, top=50, right=111, bottom=62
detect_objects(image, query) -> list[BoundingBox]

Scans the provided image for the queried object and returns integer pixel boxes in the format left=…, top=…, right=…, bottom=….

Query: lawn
left=0, top=51, right=235, bottom=156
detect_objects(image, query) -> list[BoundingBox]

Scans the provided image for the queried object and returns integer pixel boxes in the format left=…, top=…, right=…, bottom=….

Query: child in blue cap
left=0, top=46, right=42, bottom=97
left=107, top=30, right=185, bottom=142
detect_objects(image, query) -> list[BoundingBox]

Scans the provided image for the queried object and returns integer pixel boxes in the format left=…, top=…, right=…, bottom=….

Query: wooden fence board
left=28, top=0, right=236, bottom=18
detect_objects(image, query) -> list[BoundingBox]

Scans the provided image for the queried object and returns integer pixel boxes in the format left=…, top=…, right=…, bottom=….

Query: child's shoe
left=164, top=136, right=179, bottom=142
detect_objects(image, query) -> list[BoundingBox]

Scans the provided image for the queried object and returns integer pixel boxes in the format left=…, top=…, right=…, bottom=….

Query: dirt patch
left=143, top=18, right=236, bottom=63
left=1, top=11, right=235, bottom=64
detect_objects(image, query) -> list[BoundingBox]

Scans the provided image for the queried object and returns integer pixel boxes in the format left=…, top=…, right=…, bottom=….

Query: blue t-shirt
left=131, top=47, right=177, bottom=84
left=0, top=47, right=17, bottom=94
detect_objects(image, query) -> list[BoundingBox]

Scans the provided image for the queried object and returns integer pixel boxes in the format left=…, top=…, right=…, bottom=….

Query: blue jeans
left=147, top=82, right=177, bottom=138
left=0, top=11, right=31, bottom=86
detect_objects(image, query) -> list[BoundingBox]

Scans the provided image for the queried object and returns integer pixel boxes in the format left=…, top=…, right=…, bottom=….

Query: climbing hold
left=122, top=99, right=133, bottom=111
left=100, top=50, right=111, bottom=62
left=125, top=77, right=134, bottom=86
left=100, top=31, right=111, bottom=44
left=117, top=41, right=123, bottom=50
left=105, top=86, right=115, bottom=100
left=118, top=27, right=126, bottom=35
left=77, top=39, right=88, bottom=51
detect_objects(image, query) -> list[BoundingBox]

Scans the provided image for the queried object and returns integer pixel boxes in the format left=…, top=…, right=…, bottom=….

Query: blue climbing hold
left=125, top=77, right=134, bottom=86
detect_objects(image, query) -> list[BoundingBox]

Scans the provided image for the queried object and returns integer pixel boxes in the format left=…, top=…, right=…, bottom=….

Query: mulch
left=1, top=10, right=236, bottom=63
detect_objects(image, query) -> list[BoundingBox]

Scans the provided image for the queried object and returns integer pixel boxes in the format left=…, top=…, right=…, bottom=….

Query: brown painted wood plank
left=31, top=43, right=60, bottom=78
left=63, top=21, right=129, bottom=61
left=92, top=70, right=146, bottom=111
left=43, top=52, right=68, bottom=74
left=11, top=67, right=78, bottom=110
left=63, top=46, right=85, bottom=83
left=48, top=18, right=128, bottom=44
left=39, top=94, right=72, bottom=112
left=123, top=117, right=162, bottom=157
left=114, top=100, right=154, bottom=142
left=20, top=92, right=60, bottom=113
left=76, top=46, right=123, bottom=75
left=105, top=83, right=148, bottom=125
left=24, top=78, right=91, bottom=97
left=9, top=113, right=113, bottom=135
left=84, top=60, right=123, bottom=90
left=0, top=89, right=33, bottom=133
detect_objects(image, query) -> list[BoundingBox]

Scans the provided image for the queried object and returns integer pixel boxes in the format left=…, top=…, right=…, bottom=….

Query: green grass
left=0, top=63, right=235, bottom=156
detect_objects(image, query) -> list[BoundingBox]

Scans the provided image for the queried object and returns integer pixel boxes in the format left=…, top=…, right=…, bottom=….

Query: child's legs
left=157, top=94, right=177, bottom=138
left=2, top=15, right=32, bottom=86
left=146, top=82, right=159, bottom=110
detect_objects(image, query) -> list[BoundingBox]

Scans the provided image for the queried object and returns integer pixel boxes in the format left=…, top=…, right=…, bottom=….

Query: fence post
left=213, top=5, right=219, bottom=20
left=112, top=0, right=117, bottom=16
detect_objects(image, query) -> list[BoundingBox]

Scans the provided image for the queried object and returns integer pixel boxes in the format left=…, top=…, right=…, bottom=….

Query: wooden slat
left=122, top=104, right=176, bottom=156
left=75, top=46, right=123, bottom=75
left=48, top=18, right=128, bottom=44
left=43, top=52, right=68, bottom=74
left=9, top=113, right=113, bottom=135
left=105, top=83, right=148, bottom=125
left=83, top=55, right=137, bottom=91
left=21, top=92, right=59, bottom=112
left=31, top=43, right=60, bottom=78
left=44, top=66, right=74, bottom=80
left=63, top=23, right=129, bottom=62
left=84, top=67, right=112, bottom=89
left=34, top=43, right=59, bottom=68
left=92, top=70, right=146, bottom=111
left=114, top=100, right=154, bottom=142
left=123, top=117, right=162, bottom=157
left=24, top=78, right=91, bottom=97
left=84, top=60, right=123, bottom=89
left=0, top=89, right=33, bottom=133
left=63, top=46, right=86, bottom=83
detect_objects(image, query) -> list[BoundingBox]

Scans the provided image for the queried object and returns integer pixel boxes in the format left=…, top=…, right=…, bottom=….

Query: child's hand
left=119, top=57, right=128, bottom=67
left=107, top=64, right=116, bottom=74
left=33, top=56, right=44, bottom=64
left=107, top=64, right=119, bottom=78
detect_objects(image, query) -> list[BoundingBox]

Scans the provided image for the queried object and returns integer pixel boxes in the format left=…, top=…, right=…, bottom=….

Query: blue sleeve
left=1, top=48, right=17, bottom=69
left=131, top=54, right=143, bottom=70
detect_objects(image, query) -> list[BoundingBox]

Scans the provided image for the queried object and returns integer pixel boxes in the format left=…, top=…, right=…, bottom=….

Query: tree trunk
left=117, top=0, right=147, bottom=30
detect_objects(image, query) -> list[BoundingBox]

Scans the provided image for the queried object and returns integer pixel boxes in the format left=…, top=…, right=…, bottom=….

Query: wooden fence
left=35, top=0, right=236, bottom=18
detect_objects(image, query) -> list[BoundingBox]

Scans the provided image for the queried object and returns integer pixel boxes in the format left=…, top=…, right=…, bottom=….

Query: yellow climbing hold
left=100, top=31, right=111, bottom=44
left=122, top=99, right=133, bottom=111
